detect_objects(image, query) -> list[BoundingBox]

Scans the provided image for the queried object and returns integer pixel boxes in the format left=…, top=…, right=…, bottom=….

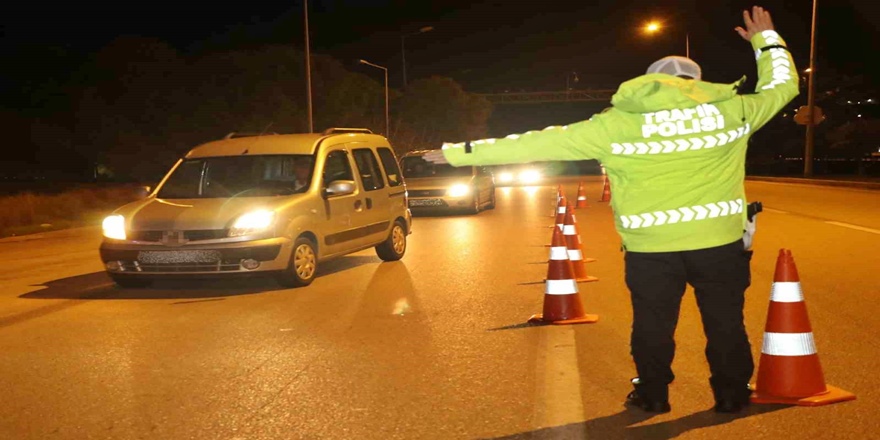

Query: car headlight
left=518, top=170, right=542, bottom=184
left=102, top=215, right=126, bottom=240
left=229, top=210, right=276, bottom=237
left=447, top=184, right=471, bottom=198
left=497, top=172, right=514, bottom=183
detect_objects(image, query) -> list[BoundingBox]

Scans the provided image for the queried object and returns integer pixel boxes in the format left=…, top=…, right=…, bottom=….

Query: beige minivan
left=99, top=128, right=412, bottom=288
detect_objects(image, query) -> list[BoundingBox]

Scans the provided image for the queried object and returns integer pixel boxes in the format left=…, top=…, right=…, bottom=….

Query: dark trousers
left=625, top=240, right=754, bottom=402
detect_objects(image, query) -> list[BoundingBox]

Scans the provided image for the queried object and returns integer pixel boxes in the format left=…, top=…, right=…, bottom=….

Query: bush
left=0, top=185, right=145, bottom=236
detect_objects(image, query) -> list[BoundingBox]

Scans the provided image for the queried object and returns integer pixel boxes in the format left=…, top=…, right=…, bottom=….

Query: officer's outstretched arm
left=736, top=6, right=799, bottom=130
left=431, top=117, right=609, bottom=167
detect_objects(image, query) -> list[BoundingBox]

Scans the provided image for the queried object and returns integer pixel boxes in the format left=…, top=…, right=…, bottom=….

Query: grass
left=0, top=186, right=147, bottom=238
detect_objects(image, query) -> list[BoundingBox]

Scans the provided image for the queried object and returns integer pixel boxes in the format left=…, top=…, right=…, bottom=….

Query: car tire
left=276, top=237, right=318, bottom=288
left=486, top=187, right=496, bottom=210
left=375, top=220, right=407, bottom=261
left=110, top=274, right=152, bottom=288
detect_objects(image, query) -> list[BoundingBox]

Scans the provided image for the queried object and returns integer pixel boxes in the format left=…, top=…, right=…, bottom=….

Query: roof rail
left=321, top=128, right=373, bottom=135
left=223, top=132, right=279, bottom=140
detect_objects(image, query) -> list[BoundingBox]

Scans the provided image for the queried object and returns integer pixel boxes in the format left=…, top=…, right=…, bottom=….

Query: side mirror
left=323, top=180, right=356, bottom=198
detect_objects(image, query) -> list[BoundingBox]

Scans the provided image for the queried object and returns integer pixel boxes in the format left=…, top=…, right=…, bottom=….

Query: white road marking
left=533, top=327, right=586, bottom=432
left=825, top=221, right=880, bottom=235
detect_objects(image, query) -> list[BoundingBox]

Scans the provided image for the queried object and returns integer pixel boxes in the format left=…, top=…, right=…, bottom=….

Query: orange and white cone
left=575, top=181, right=589, bottom=209
left=528, top=226, right=598, bottom=325
left=750, top=249, right=856, bottom=406
left=598, top=175, right=611, bottom=203
left=553, top=195, right=567, bottom=229
left=563, top=204, right=598, bottom=282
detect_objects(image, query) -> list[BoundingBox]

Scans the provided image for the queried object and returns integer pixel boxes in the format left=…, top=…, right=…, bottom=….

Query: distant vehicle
left=490, top=163, right=545, bottom=186
left=400, top=150, right=495, bottom=214
left=99, top=128, right=412, bottom=288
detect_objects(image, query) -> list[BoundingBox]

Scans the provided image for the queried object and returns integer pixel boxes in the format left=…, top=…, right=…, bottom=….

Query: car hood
left=404, top=176, right=475, bottom=190
left=118, top=196, right=294, bottom=231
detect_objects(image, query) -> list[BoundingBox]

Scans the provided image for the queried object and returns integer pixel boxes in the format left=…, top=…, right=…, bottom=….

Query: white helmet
left=646, top=56, right=702, bottom=80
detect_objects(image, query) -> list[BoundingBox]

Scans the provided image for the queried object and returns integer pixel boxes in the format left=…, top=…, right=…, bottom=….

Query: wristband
left=759, top=44, right=788, bottom=53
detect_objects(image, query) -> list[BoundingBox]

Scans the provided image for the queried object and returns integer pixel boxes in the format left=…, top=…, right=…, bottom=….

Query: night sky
left=3, top=0, right=878, bottom=94
left=1, top=0, right=878, bottom=175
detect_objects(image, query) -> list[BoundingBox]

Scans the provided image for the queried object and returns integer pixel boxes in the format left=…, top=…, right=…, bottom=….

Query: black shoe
left=714, top=399, right=750, bottom=413
left=626, top=389, right=671, bottom=413
left=712, top=383, right=753, bottom=413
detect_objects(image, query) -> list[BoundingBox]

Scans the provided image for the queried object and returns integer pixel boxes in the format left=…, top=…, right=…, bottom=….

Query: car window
left=156, top=155, right=313, bottom=198
left=352, top=148, right=386, bottom=191
left=322, top=150, right=355, bottom=187
left=157, top=160, right=204, bottom=198
left=401, top=156, right=473, bottom=178
left=377, top=147, right=403, bottom=187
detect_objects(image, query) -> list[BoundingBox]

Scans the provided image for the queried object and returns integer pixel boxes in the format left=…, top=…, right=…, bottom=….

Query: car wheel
left=110, top=274, right=152, bottom=288
left=486, top=187, right=496, bottom=209
left=276, top=237, right=318, bottom=288
left=375, top=220, right=407, bottom=261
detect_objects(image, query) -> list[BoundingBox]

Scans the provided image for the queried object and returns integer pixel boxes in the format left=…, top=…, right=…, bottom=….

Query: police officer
left=425, top=6, right=797, bottom=413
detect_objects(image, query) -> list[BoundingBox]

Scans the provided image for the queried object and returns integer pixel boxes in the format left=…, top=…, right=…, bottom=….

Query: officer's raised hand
left=735, top=5, right=775, bottom=41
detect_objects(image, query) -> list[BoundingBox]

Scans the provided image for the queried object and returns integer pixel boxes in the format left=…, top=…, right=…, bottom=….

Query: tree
left=394, top=76, right=493, bottom=154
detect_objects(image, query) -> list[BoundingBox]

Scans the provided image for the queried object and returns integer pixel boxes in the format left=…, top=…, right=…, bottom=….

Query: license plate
left=138, top=250, right=221, bottom=264
left=409, top=198, right=444, bottom=207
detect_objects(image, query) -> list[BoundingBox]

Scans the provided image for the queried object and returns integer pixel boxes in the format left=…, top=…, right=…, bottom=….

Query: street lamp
left=643, top=20, right=690, bottom=59
left=401, top=26, right=434, bottom=88
left=358, top=59, right=389, bottom=137
left=804, top=0, right=818, bottom=177
left=303, top=0, right=313, bottom=132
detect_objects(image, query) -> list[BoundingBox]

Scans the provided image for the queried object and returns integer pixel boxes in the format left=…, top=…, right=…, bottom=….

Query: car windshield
left=401, top=156, right=473, bottom=178
left=157, top=154, right=315, bottom=198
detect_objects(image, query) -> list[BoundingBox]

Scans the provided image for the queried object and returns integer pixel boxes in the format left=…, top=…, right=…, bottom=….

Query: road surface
left=0, top=178, right=877, bottom=439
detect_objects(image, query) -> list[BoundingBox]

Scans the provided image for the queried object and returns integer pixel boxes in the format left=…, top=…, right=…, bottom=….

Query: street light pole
left=401, top=26, right=434, bottom=88
left=804, top=0, right=818, bottom=177
left=686, top=32, right=690, bottom=59
left=359, top=59, right=389, bottom=137
left=304, top=0, right=313, bottom=133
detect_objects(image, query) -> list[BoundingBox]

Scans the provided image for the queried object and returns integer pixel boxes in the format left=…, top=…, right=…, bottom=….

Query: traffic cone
left=553, top=195, right=567, bottom=229
left=598, top=175, right=611, bottom=202
left=750, top=249, right=856, bottom=406
left=575, top=181, right=589, bottom=209
left=528, top=226, right=598, bottom=325
left=550, top=185, right=564, bottom=217
left=563, top=204, right=598, bottom=282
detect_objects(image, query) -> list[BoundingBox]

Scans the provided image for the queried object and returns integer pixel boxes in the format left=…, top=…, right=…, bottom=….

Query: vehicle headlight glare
left=102, top=215, right=126, bottom=240
left=447, top=184, right=471, bottom=198
left=519, top=170, right=542, bottom=184
left=229, top=210, right=276, bottom=237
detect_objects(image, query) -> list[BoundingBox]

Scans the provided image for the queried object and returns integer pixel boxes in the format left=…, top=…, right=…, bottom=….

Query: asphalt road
left=0, top=178, right=877, bottom=439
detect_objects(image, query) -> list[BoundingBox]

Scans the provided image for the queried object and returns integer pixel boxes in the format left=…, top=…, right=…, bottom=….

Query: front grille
left=184, top=230, right=228, bottom=241
left=129, top=231, right=163, bottom=242
left=408, top=189, right=446, bottom=197
left=129, top=229, right=228, bottom=242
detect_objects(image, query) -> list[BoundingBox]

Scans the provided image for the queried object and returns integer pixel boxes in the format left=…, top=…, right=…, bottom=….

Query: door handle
left=365, top=197, right=373, bottom=209
left=354, top=200, right=363, bottom=211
